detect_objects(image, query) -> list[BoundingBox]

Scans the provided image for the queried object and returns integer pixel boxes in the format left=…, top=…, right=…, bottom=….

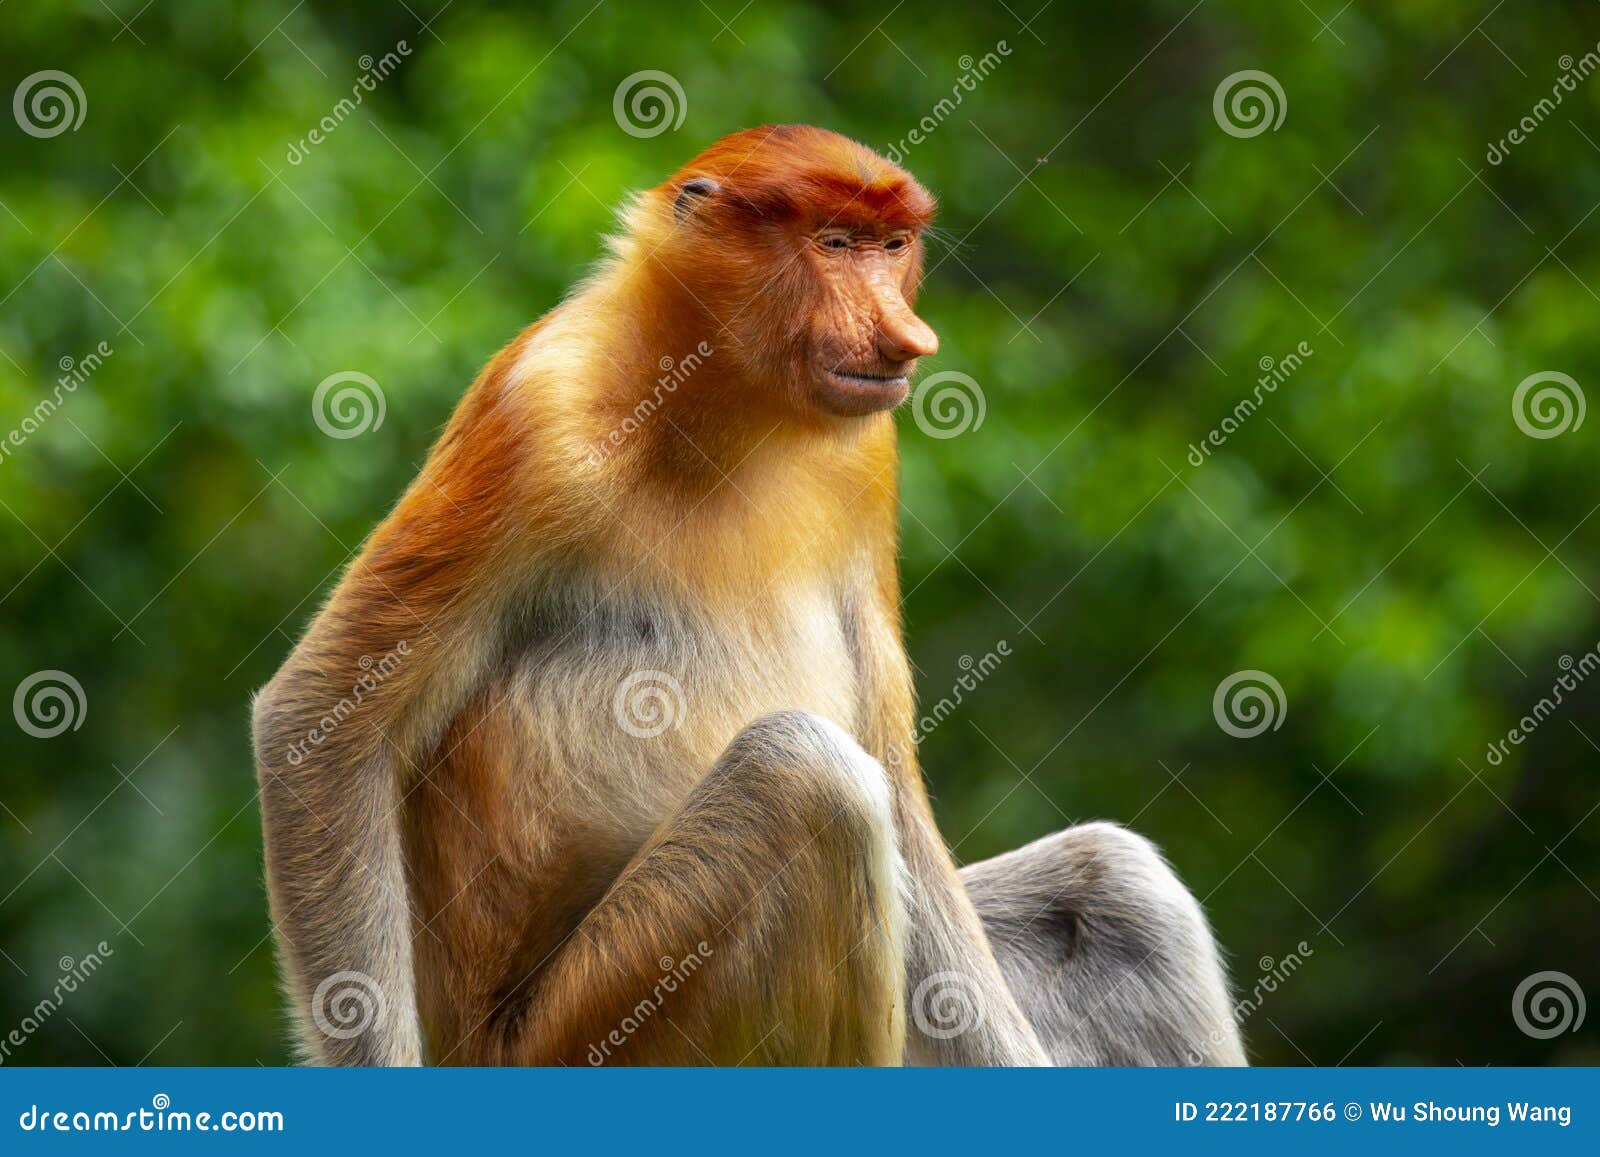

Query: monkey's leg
left=960, top=822, right=1246, bottom=1066
left=503, top=710, right=908, bottom=1066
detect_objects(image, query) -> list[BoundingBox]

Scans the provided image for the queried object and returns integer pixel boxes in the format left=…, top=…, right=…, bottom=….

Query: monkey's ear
left=673, top=177, right=720, bottom=223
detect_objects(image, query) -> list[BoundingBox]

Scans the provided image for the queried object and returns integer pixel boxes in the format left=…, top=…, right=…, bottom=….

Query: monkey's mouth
left=831, top=369, right=910, bottom=386
left=815, top=366, right=913, bottom=415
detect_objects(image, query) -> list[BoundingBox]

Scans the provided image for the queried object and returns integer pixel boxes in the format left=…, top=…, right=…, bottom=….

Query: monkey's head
left=643, top=125, right=939, bottom=421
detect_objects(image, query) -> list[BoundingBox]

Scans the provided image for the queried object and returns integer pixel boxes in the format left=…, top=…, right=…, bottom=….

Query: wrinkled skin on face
left=649, top=125, right=940, bottom=422
left=801, top=223, right=940, bottom=415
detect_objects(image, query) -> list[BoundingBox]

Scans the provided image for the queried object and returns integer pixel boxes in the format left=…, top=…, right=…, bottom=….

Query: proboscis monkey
left=253, top=125, right=1245, bottom=1067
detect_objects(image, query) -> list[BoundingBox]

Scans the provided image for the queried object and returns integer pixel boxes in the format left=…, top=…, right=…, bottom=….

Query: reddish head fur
left=662, top=124, right=937, bottom=233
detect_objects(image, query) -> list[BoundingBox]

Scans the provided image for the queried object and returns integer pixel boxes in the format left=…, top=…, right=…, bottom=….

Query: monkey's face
left=798, top=225, right=939, bottom=417
left=655, top=126, right=940, bottom=423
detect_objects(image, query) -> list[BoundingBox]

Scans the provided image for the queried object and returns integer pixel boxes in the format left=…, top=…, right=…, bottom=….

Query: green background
left=2, top=0, right=1597, bottom=1065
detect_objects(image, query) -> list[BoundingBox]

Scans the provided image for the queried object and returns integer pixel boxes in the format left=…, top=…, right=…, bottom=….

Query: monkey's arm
left=251, top=381, right=526, bottom=1065
left=850, top=588, right=1050, bottom=1066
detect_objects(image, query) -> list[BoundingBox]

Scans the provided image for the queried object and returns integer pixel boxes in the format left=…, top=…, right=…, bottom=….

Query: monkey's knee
left=715, top=709, right=905, bottom=936
left=692, top=710, right=907, bottom=1062
left=964, top=821, right=1244, bottom=1066
left=1027, top=822, right=1213, bottom=946
left=717, top=709, right=898, bottom=846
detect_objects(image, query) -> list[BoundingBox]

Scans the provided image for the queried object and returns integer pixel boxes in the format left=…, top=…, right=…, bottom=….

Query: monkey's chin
left=813, top=369, right=912, bottom=416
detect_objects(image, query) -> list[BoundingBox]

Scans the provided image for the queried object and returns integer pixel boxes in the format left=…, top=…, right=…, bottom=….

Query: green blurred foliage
left=2, top=0, right=1597, bottom=1065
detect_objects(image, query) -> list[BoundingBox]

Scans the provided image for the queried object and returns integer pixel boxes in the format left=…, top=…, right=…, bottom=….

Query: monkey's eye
left=883, top=234, right=912, bottom=253
left=816, top=233, right=852, bottom=253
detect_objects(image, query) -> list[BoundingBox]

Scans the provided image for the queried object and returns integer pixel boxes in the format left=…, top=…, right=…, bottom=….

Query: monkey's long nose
left=876, top=296, right=939, bottom=362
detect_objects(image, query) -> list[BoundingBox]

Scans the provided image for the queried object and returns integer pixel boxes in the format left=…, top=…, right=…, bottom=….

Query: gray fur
left=962, top=822, right=1246, bottom=1065
left=251, top=693, right=423, bottom=1066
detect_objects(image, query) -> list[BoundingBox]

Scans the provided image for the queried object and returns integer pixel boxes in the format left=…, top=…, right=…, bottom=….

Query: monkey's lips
left=815, top=367, right=913, bottom=415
